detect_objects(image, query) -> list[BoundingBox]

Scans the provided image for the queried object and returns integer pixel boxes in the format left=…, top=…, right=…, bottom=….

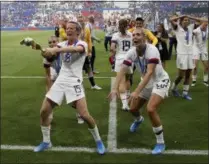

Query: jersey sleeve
left=123, top=47, right=137, bottom=66
left=85, top=28, right=92, bottom=53
left=77, top=41, right=88, bottom=55
left=147, top=46, right=160, bottom=64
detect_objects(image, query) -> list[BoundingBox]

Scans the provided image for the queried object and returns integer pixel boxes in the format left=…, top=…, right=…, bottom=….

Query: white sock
left=120, top=93, right=128, bottom=107
left=88, top=125, right=101, bottom=142
left=171, top=82, right=177, bottom=90
left=182, top=85, right=189, bottom=95
left=203, top=74, right=208, bottom=82
left=153, top=125, right=164, bottom=144
left=192, top=75, right=197, bottom=81
left=41, top=126, right=51, bottom=143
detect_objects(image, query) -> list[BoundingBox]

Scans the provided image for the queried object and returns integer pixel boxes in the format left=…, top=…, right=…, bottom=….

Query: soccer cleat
left=191, top=81, right=196, bottom=87
left=182, top=94, right=192, bottom=100
left=152, top=143, right=166, bottom=155
left=34, top=142, right=52, bottom=152
left=96, top=140, right=106, bottom=155
left=130, top=116, right=144, bottom=132
left=203, top=81, right=209, bottom=87
left=171, top=89, right=181, bottom=97
left=91, top=85, right=102, bottom=90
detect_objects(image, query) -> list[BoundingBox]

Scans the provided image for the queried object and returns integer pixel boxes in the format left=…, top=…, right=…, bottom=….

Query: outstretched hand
left=107, top=89, right=119, bottom=101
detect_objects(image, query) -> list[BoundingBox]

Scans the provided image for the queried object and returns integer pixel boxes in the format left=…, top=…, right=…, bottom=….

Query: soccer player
left=34, top=21, right=105, bottom=155
left=108, top=28, right=170, bottom=155
left=128, top=17, right=158, bottom=46
left=104, top=20, right=114, bottom=52
left=170, top=15, right=207, bottom=100
left=77, top=14, right=102, bottom=90
left=192, top=21, right=208, bottom=87
left=43, top=36, right=61, bottom=123
left=110, top=19, right=133, bottom=111
left=44, top=36, right=84, bottom=124
left=86, top=16, right=101, bottom=74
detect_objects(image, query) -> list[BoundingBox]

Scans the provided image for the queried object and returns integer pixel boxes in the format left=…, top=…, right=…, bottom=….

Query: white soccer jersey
left=105, top=25, right=114, bottom=37
left=55, top=40, right=88, bottom=85
left=174, top=24, right=194, bottom=55
left=123, top=44, right=169, bottom=84
left=111, top=31, right=132, bottom=60
left=193, top=26, right=208, bottom=54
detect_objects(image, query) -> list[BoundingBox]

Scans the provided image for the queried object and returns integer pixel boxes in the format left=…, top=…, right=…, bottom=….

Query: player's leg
left=74, top=98, right=106, bottom=155
left=201, top=54, right=208, bottom=86
left=147, top=93, right=165, bottom=154
left=119, top=74, right=130, bottom=111
left=147, top=78, right=170, bottom=154
left=34, top=97, right=58, bottom=152
left=34, top=83, right=64, bottom=152
left=171, top=69, right=185, bottom=97
left=104, top=36, right=108, bottom=52
left=129, top=96, right=147, bottom=132
left=191, top=59, right=199, bottom=87
left=182, top=55, right=194, bottom=100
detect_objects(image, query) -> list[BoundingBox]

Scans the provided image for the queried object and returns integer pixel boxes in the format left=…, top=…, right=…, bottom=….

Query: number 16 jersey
left=111, top=31, right=132, bottom=60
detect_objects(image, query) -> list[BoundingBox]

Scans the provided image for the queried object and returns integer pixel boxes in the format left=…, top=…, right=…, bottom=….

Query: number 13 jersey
left=111, top=31, right=132, bottom=60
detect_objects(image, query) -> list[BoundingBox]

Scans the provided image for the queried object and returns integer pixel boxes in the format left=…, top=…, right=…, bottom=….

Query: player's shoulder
left=112, top=32, right=120, bottom=37
left=146, top=44, right=160, bottom=58
left=57, top=41, right=68, bottom=47
left=77, top=40, right=87, bottom=46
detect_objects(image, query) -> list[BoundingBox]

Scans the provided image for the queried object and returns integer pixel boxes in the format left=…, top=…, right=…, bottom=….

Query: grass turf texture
left=1, top=30, right=208, bottom=164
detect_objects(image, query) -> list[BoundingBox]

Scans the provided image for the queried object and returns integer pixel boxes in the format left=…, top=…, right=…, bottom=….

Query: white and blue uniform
left=43, top=54, right=62, bottom=81
left=123, top=44, right=170, bottom=99
left=46, top=40, right=88, bottom=105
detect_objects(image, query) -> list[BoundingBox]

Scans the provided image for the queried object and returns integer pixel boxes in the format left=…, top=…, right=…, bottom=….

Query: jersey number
left=64, top=53, right=71, bottom=62
left=156, top=79, right=169, bottom=89
left=122, top=40, right=131, bottom=51
left=74, top=85, right=81, bottom=94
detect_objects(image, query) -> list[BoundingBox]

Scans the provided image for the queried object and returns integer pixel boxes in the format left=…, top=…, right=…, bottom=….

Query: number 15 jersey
left=111, top=31, right=132, bottom=60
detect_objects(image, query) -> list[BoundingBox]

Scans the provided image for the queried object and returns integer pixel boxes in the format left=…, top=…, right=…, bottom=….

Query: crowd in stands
left=1, top=1, right=207, bottom=28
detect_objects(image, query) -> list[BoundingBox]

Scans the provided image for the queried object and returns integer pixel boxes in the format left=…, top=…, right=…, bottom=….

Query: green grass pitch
left=1, top=30, right=208, bottom=163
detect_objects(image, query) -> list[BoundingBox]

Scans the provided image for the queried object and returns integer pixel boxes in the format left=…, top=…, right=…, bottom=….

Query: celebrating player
left=108, top=28, right=170, bottom=155
left=110, top=19, right=133, bottom=111
left=192, top=21, right=208, bottom=87
left=34, top=21, right=106, bottom=155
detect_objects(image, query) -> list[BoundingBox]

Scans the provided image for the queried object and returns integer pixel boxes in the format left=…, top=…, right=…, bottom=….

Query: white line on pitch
left=112, top=148, right=208, bottom=156
left=1, top=145, right=208, bottom=155
left=107, top=77, right=117, bottom=151
left=1, top=76, right=112, bottom=79
left=1, top=145, right=95, bottom=152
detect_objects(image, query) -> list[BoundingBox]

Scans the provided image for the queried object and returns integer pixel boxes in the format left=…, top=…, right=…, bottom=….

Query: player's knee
left=147, top=104, right=156, bottom=113
left=79, top=110, right=90, bottom=120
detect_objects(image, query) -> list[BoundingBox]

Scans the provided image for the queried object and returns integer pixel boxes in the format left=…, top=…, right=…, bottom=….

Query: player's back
left=56, top=40, right=87, bottom=85
left=112, top=31, right=132, bottom=59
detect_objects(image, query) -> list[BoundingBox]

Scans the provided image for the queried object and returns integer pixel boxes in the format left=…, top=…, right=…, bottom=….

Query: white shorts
left=176, top=55, right=194, bottom=70
left=193, top=50, right=208, bottom=61
left=114, top=58, right=133, bottom=74
left=139, top=78, right=170, bottom=100
left=46, top=82, right=85, bottom=106
left=50, top=67, right=58, bottom=81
